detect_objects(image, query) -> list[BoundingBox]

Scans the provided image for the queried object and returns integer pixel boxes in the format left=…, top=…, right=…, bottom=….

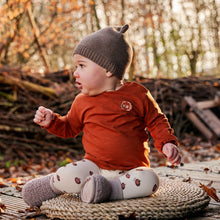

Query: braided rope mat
left=40, top=178, right=210, bottom=220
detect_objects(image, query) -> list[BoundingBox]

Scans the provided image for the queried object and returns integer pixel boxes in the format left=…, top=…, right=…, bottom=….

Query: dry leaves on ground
left=200, top=181, right=220, bottom=202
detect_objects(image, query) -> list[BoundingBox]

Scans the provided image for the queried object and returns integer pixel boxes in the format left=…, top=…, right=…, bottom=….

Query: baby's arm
left=162, top=143, right=181, bottom=165
left=33, top=106, right=53, bottom=128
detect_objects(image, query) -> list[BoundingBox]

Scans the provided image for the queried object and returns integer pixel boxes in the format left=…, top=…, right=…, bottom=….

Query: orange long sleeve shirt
left=46, top=82, right=178, bottom=170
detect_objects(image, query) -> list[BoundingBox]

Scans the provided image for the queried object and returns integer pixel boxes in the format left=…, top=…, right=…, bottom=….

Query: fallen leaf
left=0, top=202, right=7, bottom=214
left=167, top=164, right=178, bottom=169
left=203, top=168, right=210, bottom=173
left=200, top=183, right=220, bottom=202
left=15, top=185, right=22, bottom=192
left=206, top=181, right=213, bottom=188
left=182, top=177, right=192, bottom=183
left=8, top=178, right=17, bottom=183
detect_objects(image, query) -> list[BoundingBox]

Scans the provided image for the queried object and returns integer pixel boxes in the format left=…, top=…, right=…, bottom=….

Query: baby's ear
left=106, top=71, right=113, bottom=77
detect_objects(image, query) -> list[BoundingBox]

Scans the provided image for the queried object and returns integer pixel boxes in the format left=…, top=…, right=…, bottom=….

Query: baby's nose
left=73, top=70, right=79, bottom=78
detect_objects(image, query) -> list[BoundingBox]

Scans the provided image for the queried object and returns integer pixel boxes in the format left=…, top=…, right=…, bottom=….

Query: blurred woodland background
left=0, top=0, right=220, bottom=179
left=0, top=0, right=220, bottom=78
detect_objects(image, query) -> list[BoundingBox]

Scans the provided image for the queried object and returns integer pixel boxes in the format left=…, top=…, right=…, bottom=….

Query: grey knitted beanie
left=73, top=24, right=132, bottom=80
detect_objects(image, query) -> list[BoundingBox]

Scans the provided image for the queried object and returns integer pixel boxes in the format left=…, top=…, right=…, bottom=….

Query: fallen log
left=183, top=95, right=220, bottom=139
left=0, top=124, right=38, bottom=133
left=0, top=75, right=57, bottom=98
left=185, top=112, right=215, bottom=140
left=196, top=91, right=220, bottom=109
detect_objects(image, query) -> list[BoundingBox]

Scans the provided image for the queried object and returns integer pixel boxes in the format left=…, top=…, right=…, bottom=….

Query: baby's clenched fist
left=33, top=106, right=53, bottom=127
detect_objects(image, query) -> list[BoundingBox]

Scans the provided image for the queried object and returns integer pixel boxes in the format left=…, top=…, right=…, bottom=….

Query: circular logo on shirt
left=121, top=101, right=132, bottom=111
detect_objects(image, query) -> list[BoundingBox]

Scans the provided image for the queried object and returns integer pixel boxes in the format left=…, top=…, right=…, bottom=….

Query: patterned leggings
left=51, top=159, right=159, bottom=199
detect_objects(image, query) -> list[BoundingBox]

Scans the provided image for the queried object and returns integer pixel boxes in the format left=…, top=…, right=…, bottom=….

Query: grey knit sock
left=81, top=174, right=112, bottom=203
left=22, top=174, right=60, bottom=207
left=80, top=175, right=123, bottom=203
left=109, top=178, right=123, bottom=201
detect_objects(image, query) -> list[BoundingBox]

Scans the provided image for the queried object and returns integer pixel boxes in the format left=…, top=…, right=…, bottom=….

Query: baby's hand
left=33, top=106, right=53, bottom=127
left=162, top=143, right=181, bottom=165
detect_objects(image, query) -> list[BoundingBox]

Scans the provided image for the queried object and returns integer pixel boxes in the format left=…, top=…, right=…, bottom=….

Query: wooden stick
left=186, top=112, right=215, bottom=140
left=0, top=75, right=56, bottom=98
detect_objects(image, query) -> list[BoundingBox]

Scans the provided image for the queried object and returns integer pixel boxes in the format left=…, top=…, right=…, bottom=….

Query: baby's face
left=73, top=54, right=110, bottom=96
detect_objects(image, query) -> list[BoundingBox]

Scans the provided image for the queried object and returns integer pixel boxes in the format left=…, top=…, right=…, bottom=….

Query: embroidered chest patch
left=121, top=101, right=132, bottom=111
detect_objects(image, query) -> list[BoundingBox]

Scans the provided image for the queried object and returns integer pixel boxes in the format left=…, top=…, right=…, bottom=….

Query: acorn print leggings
left=50, top=159, right=159, bottom=199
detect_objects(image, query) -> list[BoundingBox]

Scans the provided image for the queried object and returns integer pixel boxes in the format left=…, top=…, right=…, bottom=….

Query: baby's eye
left=79, top=64, right=85, bottom=68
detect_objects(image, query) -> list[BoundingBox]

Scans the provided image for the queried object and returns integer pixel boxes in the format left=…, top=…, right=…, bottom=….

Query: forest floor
left=1, top=134, right=220, bottom=187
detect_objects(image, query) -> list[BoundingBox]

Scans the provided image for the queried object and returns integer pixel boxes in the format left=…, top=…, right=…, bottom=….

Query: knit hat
left=73, top=24, right=132, bottom=80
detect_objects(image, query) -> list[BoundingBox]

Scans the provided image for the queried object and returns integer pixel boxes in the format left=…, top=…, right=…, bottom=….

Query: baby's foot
left=80, top=174, right=112, bottom=203
left=22, top=174, right=60, bottom=206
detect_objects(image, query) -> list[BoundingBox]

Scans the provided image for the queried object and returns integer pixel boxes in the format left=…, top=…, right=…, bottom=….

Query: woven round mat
left=40, top=178, right=210, bottom=220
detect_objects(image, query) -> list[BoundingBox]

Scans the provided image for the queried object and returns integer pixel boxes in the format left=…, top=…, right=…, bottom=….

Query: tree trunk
left=26, top=4, right=50, bottom=72
left=120, top=0, right=125, bottom=25
left=90, top=0, right=101, bottom=30
left=169, top=0, right=182, bottom=76
left=212, top=0, right=220, bottom=69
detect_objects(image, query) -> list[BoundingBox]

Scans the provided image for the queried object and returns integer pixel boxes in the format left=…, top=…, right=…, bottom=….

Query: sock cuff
left=109, top=179, right=123, bottom=201
left=93, top=175, right=111, bottom=203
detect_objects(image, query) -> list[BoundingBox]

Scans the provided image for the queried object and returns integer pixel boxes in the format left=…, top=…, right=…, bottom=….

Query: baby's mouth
left=76, top=81, right=82, bottom=89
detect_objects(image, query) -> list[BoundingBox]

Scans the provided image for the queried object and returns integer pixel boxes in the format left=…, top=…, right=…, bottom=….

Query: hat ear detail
left=119, top=24, right=129, bottom=33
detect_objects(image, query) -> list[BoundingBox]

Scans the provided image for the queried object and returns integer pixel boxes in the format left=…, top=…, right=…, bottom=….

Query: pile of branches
left=137, top=76, right=220, bottom=138
left=0, top=67, right=83, bottom=165
left=0, top=67, right=220, bottom=165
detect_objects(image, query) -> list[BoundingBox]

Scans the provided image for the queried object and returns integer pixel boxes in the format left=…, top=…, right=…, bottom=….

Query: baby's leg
left=118, top=167, right=159, bottom=199
left=81, top=167, right=159, bottom=203
left=22, top=159, right=99, bottom=206
left=52, top=159, right=100, bottom=193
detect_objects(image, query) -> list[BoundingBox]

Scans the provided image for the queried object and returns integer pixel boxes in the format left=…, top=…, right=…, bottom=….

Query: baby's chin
left=81, top=89, right=104, bottom=97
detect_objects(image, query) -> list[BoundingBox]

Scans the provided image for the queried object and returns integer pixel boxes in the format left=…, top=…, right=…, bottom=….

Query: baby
left=22, top=24, right=181, bottom=206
